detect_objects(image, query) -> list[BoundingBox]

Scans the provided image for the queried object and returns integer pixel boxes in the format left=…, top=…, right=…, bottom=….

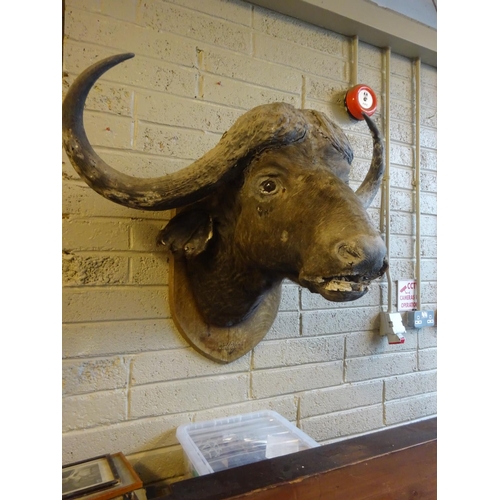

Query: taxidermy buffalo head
left=63, top=53, right=387, bottom=360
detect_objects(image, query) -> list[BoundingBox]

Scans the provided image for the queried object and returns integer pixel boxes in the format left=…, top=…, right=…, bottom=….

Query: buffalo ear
left=158, top=209, right=213, bottom=258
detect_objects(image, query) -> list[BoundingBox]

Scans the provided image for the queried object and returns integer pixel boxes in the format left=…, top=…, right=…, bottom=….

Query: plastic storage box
left=176, top=410, right=319, bottom=477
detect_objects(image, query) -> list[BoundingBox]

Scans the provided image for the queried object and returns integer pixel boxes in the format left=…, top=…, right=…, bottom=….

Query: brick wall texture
left=62, top=0, right=437, bottom=486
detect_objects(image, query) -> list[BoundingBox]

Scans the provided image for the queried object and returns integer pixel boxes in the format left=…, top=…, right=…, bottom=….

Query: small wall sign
left=397, top=280, right=417, bottom=311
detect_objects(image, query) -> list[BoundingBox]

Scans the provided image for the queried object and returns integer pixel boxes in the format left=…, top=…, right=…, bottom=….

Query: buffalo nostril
left=337, top=244, right=362, bottom=263
left=335, top=236, right=386, bottom=270
left=379, top=258, right=389, bottom=275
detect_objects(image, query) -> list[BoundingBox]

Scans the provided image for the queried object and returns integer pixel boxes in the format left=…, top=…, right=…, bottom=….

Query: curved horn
left=62, top=53, right=309, bottom=211
left=355, top=113, right=385, bottom=208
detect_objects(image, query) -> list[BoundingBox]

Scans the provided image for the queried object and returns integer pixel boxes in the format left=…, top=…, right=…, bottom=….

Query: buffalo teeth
left=324, top=280, right=353, bottom=292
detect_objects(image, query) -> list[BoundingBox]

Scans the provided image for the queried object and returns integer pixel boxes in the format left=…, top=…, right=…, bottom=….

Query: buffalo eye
left=260, top=179, right=277, bottom=194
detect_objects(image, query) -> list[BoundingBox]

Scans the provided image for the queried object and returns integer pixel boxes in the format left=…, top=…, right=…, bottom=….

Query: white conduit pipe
left=351, top=35, right=358, bottom=85
left=384, top=47, right=393, bottom=312
left=415, top=58, right=422, bottom=310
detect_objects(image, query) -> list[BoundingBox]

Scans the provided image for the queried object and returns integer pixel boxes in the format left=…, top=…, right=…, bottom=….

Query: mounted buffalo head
left=63, top=53, right=387, bottom=359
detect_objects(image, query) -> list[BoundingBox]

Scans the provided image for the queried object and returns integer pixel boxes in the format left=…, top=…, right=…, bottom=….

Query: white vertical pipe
left=415, top=58, right=422, bottom=310
left=351, top=35, right=358, bottom=85
left=384, top=47, right=393, bottom=312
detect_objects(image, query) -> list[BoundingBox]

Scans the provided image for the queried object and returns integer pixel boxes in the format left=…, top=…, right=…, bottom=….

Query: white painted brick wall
left=62, top=0, right=437, bottom=486
left=251, top=362, right=344, bottom=399
left=345, top=352, right=418, bottom=383
left=300, top=381, right=383, bottom=419
left=62, top=319, right=187, bottom=358
left=63, top=389, right=128, bottom=431
left=129, top=373, right=250, bottom=417
left=385, top=371, right=437, bottom=401
left=131, top=348, right=250, bottom=385
left=385, top=392, right=437, bottom=426
left=253, top=336, right=344, bottom=369
left=301, top=404, right=384, bottom=442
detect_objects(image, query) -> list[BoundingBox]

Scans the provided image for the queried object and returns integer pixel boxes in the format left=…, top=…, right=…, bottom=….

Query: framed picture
left=62, top=454, right=119, bottom=499
left=62, top=453, right=143, bottom=500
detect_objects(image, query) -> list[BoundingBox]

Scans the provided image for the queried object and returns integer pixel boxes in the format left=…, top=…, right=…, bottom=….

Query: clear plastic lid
left=177, top=410, right=319, bottom=474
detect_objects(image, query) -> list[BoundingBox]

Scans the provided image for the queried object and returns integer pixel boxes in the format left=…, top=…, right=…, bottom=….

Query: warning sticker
left=397, top=280, right=417, bottom=311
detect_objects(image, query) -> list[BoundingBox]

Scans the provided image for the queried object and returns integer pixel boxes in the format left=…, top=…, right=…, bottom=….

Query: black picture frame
left=62, top=454, right=120, bottom=499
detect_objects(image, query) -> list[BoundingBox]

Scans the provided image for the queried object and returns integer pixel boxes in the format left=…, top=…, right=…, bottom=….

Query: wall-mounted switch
left=422, top=310, right=435, bottom=327
left=407, top=311, right=423, bottom=328
left=407, top=310, right=435, bottom=328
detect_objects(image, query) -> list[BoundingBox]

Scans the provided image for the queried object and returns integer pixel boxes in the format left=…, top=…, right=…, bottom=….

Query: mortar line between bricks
left=129, top=371, right=253, bottom=388
left=195, top=74, right=301, bottom=106
left=131, top=71, right=138, bottom=150
left=126, top=254, right=132, bottom=284
left=63, top=212, right=170, bottom=222
left=126, top=356, right=133, bottom=419
left=300, top=400, right=384, bottom=421
left=62, top=250, right=170, bottom=257
left=301, top=74, right=306, bottom=109
left=254, top=30, right=349, bottom=59
left=62, top=317, right=173, bottom=326
left=62, top=313, right=177, bottom=323
left=102, top=115, right=227, bottom=135
left=63, top=386, right=129, bottom=398
left=250, top=57, right=347, bottom=81
left=250, top=9, right=255, bottom=58
left=296, top=396, right=302, bottom=429
left=382, top=379, right=387, bottom=424
left=127, top=361, right=344, bottom=390
left=342, top=340, right=347, bottom=383
left=65, top=4, right=147, bottom=30
left=134, top=0, right=141, bottom=24
left=63, top=284, right=170, bottom=290
left=63, top=345, right=193, bottom=362
left=249, top=348, right=255, bottom=399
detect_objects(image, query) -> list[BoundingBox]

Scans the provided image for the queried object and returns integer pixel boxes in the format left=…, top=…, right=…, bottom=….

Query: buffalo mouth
left=305, top=275, right=370, bottom=302
left=301, top=260, right=388, bottom=302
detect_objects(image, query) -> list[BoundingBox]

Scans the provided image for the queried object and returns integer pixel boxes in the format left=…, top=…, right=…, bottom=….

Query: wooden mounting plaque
left=169, top=256, right=281, bottom=363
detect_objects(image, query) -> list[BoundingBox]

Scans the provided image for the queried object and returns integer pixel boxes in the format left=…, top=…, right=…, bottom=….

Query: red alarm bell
left=345, top=84, right=377, bottom=121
